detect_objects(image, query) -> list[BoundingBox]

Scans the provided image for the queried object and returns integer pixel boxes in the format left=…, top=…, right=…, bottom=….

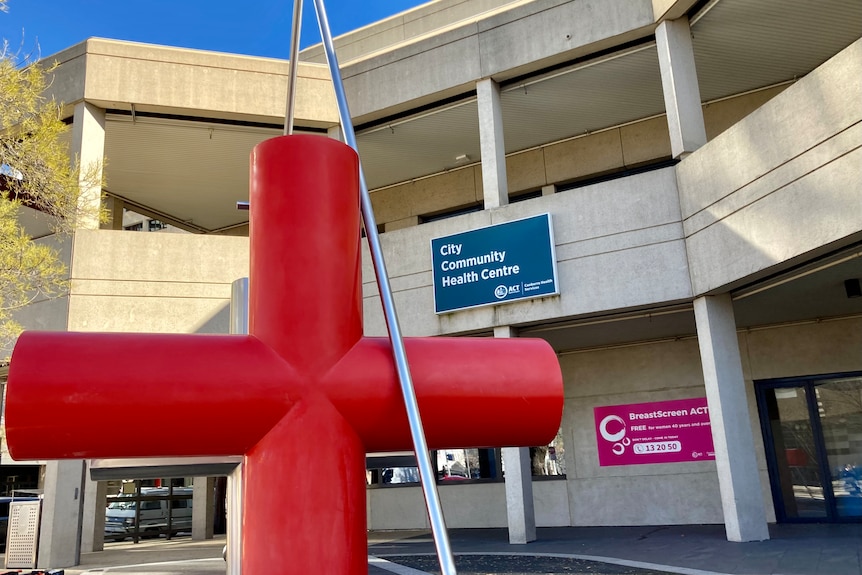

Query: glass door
left=757, top=373, right=862, bottom=522
left=817, top=378, right=862, bottom=518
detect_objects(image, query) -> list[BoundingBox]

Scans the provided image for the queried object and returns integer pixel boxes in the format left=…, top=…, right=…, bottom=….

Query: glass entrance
left=757, top=372, right=862, bottom=522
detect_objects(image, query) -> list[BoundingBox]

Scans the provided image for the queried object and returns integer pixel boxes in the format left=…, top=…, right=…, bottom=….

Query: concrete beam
left=343, top=0, right=655, bottom=121
left=652, top=0, right=701, bottom=22
left=48, top=39, right=338, bottom=127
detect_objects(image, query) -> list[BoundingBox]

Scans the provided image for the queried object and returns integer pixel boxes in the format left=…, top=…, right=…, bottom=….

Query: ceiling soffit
left=103, top=115, right=281, bottom=232
left=691, top=0, right=862, bottom=101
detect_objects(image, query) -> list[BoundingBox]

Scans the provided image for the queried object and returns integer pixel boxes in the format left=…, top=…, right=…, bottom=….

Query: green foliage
left=0, top=197, right=67, bottom=349
left=1, top=51, right=89, bottom=232
left=1, top=20, right=101, bottom=359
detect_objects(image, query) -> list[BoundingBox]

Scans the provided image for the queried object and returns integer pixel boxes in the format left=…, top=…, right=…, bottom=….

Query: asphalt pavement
left=2, top=523, right=859, bottom=575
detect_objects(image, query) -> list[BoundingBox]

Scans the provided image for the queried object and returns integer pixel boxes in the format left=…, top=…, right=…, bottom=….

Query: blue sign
left=431, top=213, right=559, bottom=314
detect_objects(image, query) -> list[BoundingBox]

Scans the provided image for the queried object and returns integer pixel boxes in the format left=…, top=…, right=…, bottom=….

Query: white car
left=105, top=487, right=193, bottom=541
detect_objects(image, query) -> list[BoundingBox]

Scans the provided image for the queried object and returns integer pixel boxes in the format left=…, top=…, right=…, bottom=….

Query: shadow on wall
left=193, top=301, right=230, bottom=334
left=680, top=40, right=861, bottom=297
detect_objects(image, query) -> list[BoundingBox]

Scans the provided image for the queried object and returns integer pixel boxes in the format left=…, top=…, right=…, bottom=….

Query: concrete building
left=2, top=0, right=861, bottom=567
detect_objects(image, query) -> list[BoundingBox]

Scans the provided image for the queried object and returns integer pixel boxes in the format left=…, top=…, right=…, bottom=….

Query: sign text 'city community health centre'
left=431, top=213, right=559, bottom=314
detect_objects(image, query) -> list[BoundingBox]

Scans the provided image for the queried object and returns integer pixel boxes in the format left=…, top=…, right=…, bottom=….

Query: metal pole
left=284, top=0, right=304, bottom=135
left=309, top=2, right=457, bottom=574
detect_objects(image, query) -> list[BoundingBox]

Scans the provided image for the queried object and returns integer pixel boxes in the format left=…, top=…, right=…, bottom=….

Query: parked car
left=105, top=487, right=193, bottom=541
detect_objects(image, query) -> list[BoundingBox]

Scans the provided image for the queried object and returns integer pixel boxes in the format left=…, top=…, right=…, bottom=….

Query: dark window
left=419, top=203, right=483, bottom=224
left=510, top=190, right=542, bottom=203
left=148, top=219, right=166, bottom=232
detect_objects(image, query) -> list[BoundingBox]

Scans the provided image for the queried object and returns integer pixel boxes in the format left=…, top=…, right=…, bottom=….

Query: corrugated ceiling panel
left=104, top=118, right=280, bottom=230
left=357, top=100, right=480, bottom=190
left=693, top=0, right=862, bottom=101
left=501, top=46, right=664, bottom=153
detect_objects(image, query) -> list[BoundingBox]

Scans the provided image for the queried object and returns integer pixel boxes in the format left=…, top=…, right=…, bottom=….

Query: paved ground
left=371, top=554, right=680, bottom=574
left=369, top=524, right=862, bottom=575
left=3, top=523, right=859, bottom=574
left=70, top=537, right=225, bottom=574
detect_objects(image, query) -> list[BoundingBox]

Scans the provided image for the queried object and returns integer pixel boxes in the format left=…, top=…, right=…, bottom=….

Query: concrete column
left=656, top=17, right=706, bottom=158
left=327, top=125, right=344, bottom=142
left=80, top=473, right=107, bottom=553
left=102, top=196, right=124, bottom=230
left=37, top=460, right=85, bottom=568
left=226, top=465, right=243, bottom=575
left=694, top=294, right=769, bottom=542
left=71, top=102, right=106, bottom=230
left=477, top=78, right=508, bottom=209
left=192, top=477, right=216, bottom=540
left=501, top=447, right=536, bottom=544
left=495, top=325, right=536, bottom=544
left=226, top=281, right=246, bottom=574
left=541, top=184, right=556, bottom=196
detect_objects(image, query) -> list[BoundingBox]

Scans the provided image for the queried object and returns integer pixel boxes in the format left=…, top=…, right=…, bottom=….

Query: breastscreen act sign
left=593, top=398, right=715, bottom=467
left=431, top=213, right=559, bottom=314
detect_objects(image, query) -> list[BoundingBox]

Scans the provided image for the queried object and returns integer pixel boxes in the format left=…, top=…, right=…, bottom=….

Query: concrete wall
left=302, top=0, right=525, bottom=64
left=561, top=314, right=862, bottom=527
left=10, top=234, right=72, bottom=336
left=365, top=316, right=862, bottom=528
left=303, top=0, right=700, bottom=68
left=367, top=477, right=569, bottom=529
left=342, top=0, right=655, bottom=121
left=678, top=39, right=862, bottom=295
left=561, top=338, right=728, bottom=526
left=66, top=230, right=248, bottom=333
left=364, top=167, right=691, bottom=338
left=741, top=316, right=862, bottom=382
left=46, top=39, right=338, bottom=127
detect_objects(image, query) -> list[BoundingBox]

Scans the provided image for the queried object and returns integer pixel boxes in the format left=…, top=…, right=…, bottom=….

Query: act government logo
left=494, top=285, right=508, bottom=299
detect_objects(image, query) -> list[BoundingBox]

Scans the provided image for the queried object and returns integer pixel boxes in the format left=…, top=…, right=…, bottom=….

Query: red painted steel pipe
left=5, top=135, right=563, bottom=575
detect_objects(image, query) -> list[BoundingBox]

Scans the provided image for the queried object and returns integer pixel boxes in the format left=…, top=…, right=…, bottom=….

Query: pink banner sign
left=594, top=398, right=715, bottom=466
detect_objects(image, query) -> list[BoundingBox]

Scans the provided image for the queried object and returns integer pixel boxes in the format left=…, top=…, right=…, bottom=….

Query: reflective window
left=365, top=430, right=567, bottom=487
left=758, top=373, right=862, bottom=522
left=531, top=429, right=566, bottom=477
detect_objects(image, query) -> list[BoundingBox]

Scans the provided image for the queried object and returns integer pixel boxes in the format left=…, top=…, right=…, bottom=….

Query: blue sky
left=1, top=0, right=427, bottom=60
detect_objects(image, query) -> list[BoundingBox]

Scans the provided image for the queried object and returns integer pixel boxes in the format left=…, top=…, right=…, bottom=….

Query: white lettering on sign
left=628, top=409, right=695, bottom=420
left=633, top=441, right=682, bottom=454
left=439, top=243, right=462, bottom=256
left=481, top=265, right=520, bottom=279
left=440, top=250, right=507, bottom=272
left=441, top=271, right=480, bottom=287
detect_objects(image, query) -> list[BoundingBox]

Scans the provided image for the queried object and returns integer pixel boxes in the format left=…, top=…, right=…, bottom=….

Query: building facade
left=3, top=0, right=861, bottom=567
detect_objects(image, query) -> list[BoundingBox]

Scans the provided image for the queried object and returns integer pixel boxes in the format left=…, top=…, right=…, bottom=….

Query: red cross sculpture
left=6, top=135, right=563, bottom=574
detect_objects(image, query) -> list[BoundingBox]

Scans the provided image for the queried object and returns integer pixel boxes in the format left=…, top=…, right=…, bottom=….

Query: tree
left=1, top=5, right=102, bottom=360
